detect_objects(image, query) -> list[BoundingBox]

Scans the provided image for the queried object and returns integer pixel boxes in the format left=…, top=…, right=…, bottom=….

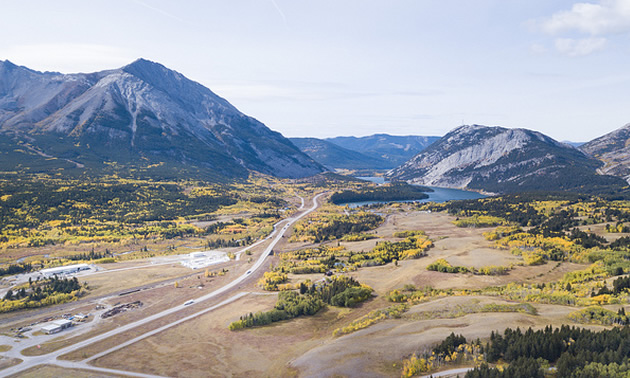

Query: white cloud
left=0, top=44, right=134, bottom=73
left=537, top=0, right=630, bottom=55
left=554, top=37, right=607, bottom=56
left=543, top=0, right=630, bottom=35
left=530, top=43, right=548, bottom=54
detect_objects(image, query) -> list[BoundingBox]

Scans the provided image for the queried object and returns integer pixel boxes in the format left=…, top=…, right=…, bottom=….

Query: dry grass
left=291, top=295, right=607, bottom=377
left=12, top=364, right=125, bottom=378
left=0, top=356, right=22, bottom=371
left=91, top=293, right=297, bottom=377
left=82, top=264, right=193, bottom=298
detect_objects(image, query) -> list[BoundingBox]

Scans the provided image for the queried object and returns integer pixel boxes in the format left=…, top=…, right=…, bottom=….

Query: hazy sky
left=1, top=1, right=629, bottom=141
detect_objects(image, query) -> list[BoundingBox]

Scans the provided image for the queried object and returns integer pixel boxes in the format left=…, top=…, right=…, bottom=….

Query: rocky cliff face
left=386, top=125, right=624, bottom=194
left=580, top=124, right=630, bottom=183
left=0, top=59, right=323, bottom=178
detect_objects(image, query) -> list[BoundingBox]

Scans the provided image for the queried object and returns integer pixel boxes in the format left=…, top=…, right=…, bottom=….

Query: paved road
left=0, top=193, right=326, bottom=377
left=421, top=367, right=474, bottom=377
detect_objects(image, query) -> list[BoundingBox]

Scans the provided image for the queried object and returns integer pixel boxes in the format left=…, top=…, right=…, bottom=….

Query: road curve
left=0, top=192, right=326, bottom=377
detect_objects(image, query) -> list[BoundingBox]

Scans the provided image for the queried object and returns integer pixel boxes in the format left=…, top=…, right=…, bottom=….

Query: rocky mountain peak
left=0, top=59, right=16, bottom=70
left=0, top=59, right=324, bottom=179
left=386, top=124, right=622, bottom=193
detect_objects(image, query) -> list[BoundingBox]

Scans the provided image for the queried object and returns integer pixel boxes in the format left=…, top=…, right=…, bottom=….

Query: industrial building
left=41, top=319, right=73, bottom=334
left=39, top=264, right=91, bottom=278
left=180, top=251, right=230, bottom=269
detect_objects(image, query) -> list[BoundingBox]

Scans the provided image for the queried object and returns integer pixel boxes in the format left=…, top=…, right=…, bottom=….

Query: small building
left=54, top=319, right=73, bottom=329
left=41, top=319, right=73, bottom=334
left=41, top=324, right=62, bottom=334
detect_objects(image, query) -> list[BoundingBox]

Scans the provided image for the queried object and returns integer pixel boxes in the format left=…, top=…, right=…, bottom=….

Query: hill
left=326, top=134, right=439, bottom=168
left=386, top=124, right=625, bottom=194
left=580, top=123, right=630, bottom=183
left=0, top=59, right=323, bottom=179
left=289, top=137, right=392, bottom=170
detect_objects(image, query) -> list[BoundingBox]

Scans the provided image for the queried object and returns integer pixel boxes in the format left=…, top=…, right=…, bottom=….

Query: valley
left=3, top=174, right=630, bottom=376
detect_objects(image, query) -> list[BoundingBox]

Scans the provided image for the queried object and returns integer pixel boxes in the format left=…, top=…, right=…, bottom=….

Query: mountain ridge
left=325, top=134, right=439, bottom=168
left=386, top=124, right=625, bottom=194
left=289, top=137, right=392, bottom=170
left=580, top=123, right=630, bottom=183
left=0, top=59, right=324, bottom=179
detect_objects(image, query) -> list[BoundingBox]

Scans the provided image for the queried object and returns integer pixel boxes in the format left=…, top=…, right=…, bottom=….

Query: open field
left=290, top=297, right=598, bottom=378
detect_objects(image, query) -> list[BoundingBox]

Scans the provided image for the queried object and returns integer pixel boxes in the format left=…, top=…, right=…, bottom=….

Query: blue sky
left=1, top=1, right=629, bottom=141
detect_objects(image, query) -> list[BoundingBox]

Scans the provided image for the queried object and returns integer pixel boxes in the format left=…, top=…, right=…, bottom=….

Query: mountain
left=325, top=134, right=439, bottom=168
left=289, top=137, right=392, bottom=170
left=0, top=59, right=324, bottom=179
left=580, top=123, right=630, bottom=183
left=386, top=124, right=625, bottom=194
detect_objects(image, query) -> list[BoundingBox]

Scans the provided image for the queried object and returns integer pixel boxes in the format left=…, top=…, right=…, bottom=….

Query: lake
left=345, top=177, right=486, bottom=207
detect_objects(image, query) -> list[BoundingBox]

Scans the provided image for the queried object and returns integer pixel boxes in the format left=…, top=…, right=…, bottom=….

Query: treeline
left=299, top=275, right=373, bottom=307
left=427, top=258, right=509, bottom=275
left=568, top=227, right=607, bottom=249
left=206, top=236, right=253, bottom=249
left=1, top=276, right=84, bottom=313
left=453, top=215, right=506, bottom=228
left=330, top=183, right=432, bottom=205
left=205, top=220, right=241, bottom=234
left=230, top=276, right=373, bottom=330
left=611, top=236, right=630, bottom=250
left=67, top=250, right=112, bottom=261
left=467, top=325, right=630, bottom=377
left=593, top=275, right=630, bottom=296
left=228, top=291, right=323, bottom=330
left=429, top=193, right=584, bottom=227
left=0, top=263, right=33, bottom=277
left=291, top=212, right=383, bottom=243
left=0, top=179, right=237, bottom=228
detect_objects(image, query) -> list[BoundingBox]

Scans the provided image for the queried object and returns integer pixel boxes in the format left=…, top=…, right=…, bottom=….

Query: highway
left=420, top=367, right=474, bottom=377
left=0, top=192, right=326, bottom=377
